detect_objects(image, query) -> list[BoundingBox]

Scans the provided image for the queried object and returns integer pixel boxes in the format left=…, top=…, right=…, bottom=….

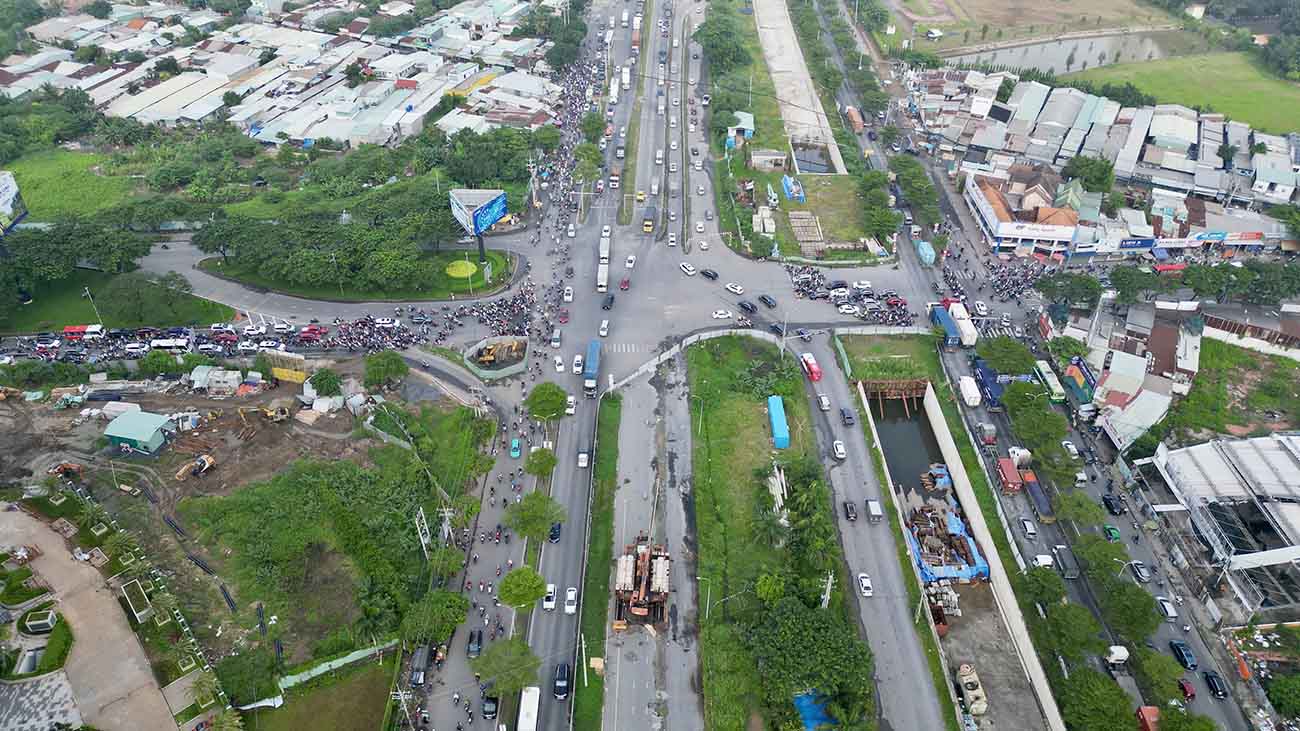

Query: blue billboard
left=1119, top=238, right=1155, bottom=250
left=472, top=191, right=508, bottom=235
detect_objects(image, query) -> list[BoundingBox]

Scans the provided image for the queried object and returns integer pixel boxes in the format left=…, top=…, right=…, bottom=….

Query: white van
left=655, top=149, right=664, bottom=165
left=650, top=181, right=659, bottom=196
left=865, top=499, right=883, bottom=523
left=1156, top=596, right=1179, bottom=622
left=550, top=329, right=562, bottom=348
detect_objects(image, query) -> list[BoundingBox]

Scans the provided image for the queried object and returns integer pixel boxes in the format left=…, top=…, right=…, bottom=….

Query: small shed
left=767, top=395, right=790, bottom=449
left=104, top=411, right=173, bottom=454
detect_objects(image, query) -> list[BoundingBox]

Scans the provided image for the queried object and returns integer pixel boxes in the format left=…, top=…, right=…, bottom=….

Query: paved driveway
left=1, top=507, right=173, bottom=731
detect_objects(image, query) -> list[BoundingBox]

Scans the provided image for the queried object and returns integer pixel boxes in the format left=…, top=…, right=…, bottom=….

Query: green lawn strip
left=222, top=187, right=363, bottom=220
left=572, top=395, right=622, bottom=731
left=37, top=616, right=74, bottom=673
left=9, top=149, right=136, bottom=222
left=197, top=250, right=511, bottom=302
left=244, top=652, right=396, bottom=731
left=421, top=345, right=468, bottom=369
left=618, top=100, right=644, bottom=227
left=1, top=269, right=234, bottom=335
left=1064, top=52, right=1300, bottom=134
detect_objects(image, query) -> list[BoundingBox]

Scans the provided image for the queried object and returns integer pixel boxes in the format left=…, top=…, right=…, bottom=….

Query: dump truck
left=583, top=340, right=601, bottom=397
left=844, top=105, right=865, bottom=134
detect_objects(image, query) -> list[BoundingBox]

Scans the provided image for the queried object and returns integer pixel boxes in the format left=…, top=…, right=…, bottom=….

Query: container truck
left=1023, top=470, right=1056, bottom=523
left=1051, top=543, right=1079, bottom=579
left=844, top=106, right=865, bottom=134
left=609, top=77, right=619, bottom=105
left=946, top=302, right=978, bottom=348
left=598, top=237, right=611, bottom=263
left=621, top=66, right=631, bottom=90
left=583, top=340, right=601, bottom=397
left=958, top=376, right=981, bottom=407
left=596, top=263, right=609, bottom=293
left=621, top=10, right=629, bottom=27
left=631, top=28, right=640, bottom=53
left=930, top=306, right=959, bottom=348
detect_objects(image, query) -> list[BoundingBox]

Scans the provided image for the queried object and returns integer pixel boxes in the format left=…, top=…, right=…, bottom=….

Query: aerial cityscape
left=1, top=0, right=1299, bottom=727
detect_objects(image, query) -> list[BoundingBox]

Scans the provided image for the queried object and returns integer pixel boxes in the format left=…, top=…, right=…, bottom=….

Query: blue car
left=510, top=438, right=521, bottom=458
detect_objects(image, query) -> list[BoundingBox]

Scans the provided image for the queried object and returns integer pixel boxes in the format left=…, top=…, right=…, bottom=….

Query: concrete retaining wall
left=921, top=384, right=1066, bottom=731
left=1205, top=326, right=1300, bottom=364
left=459, top=337, right=530, bottom=381
left=278, top=640, right=399, bottom=690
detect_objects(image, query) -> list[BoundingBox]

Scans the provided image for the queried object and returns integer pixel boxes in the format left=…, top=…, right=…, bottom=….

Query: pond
left=870, top=399, right=947, bottom=510
left=948, top=30, right=1201, bottom=75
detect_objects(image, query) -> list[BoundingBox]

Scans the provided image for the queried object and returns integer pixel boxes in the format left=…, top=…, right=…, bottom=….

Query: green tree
left=1034, top=272, right=1102, bottom=307
left=532, top=125, right=561, bottom=152
left=693, top=13, right=751, bottom=75
left=210, top=708, right=244, bottom=731
left=1101, top=582, right=1160, bottom=642
left=755, top=572, right=787, bottom=604
left=574, top=142, right=603, bottom=183
left=1058, top=668, right=1133, bottom=731
left=580, top=112, right=605, bottom=144
left=470, top=637, right=540, bottom=695
left=84, top=0, right=112, bottom=17
left=103, top=531, right=137, bottom=559
left=1040, top=602, right=1104, bottom=664
left=749, top=597, right=875, bottom=720
left=1159, top=708, right=1219, bottom=731
left=222, top=91, right=243, bottom=107
left=345, top=61, right=367, bottom=87
left=155, top=57, right=181, bottom=76
left=498, top=566, right=548, bottom=609
left=975, top=336, right=1035, bottom=375
left=505, top=491, right=566, bottom=542
left=879, top=125, right=900, bottom=146
left=1075, top=534, right=1130, bottom=582
left=1131, top=647, right=1186, bottom=705
left=427, top=543, right=466, bottom=580
left=524, top=382, right=568, bottom=420
left=138, top=349, right=183, bottom=378
left=1108, top=266, right=1159, bottom=304
left=364, top=350, right=408, bottom=389
left=1019, top=566, right=1067, bottom=607
left=188, top=671, right=221, bottom=707
left=1054, top=489, right=1105, bottom=526
left=1217, top=142, right=1239, bottom=168
left=310, top=368, right=343, bottom=396
left=1046, top=336, right=1089, bottom=365
left=1268, top=672, right=1300, bottom=718
left=400, top=590, right=469, bottom=645
left=523, top=447, right=558, bottom=478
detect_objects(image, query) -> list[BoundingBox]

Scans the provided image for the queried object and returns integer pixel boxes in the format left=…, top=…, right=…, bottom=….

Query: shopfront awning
left=1152, top=247, right=1170, bottom=261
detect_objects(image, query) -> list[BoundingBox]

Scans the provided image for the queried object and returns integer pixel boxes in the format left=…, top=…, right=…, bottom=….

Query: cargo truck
left=621, top=66, right=631, bottom=90
left=946, top=302, right=979, bottom=347
left=609, top=168, right=621, bottom=188
left=598, top=237, right=611, bottom=263
left=1051, top=543, right=1079, bottom=579
left=844, top=106, right=865, bottom=134
left=958, top=376, right=981, bottom=407
left=596, top=263, right=609, bottom=293
left=583, top=340, right=601, bottom=397
left=642, top=205, right=656, bottom=233
left=631, top=28, right=640, bottom=53
left=632, top=13, right=642, bottom=30
left=930, top=305, right=959, bottom=348
left=609, top=77, right=619, bottom=105
left=1024, top=470, right=1055, bottom=524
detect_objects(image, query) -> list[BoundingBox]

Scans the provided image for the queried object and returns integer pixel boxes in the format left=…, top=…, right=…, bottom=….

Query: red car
left=1178, top=678, right=1196, bottom=701
left=886, top=297, right=906, bottom=307
left=619, top=278, right=630, bottom=290
left=301, top=324, right=329, bottom=335
left=212, top=332, right=238, bottom=344
left=558, top=308, right=570, bottom=324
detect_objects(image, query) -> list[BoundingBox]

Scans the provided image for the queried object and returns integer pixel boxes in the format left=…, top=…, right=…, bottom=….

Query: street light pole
left=82, top=287, right=103, bottom=327
left=697, top=576, right=712, bottom=620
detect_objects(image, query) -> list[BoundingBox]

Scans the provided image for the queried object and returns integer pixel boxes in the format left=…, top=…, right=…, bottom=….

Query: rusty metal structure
left=859, top=379, right=928, bottom=416
left=612, top=532, right=671, bottom=629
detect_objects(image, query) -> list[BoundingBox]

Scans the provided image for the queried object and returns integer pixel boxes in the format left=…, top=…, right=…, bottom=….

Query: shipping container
left=1025, top=473, right=1056, bottom=524
left=767, top=395, right=790, bottom=449
left=930, top=306, right=959, bottom=348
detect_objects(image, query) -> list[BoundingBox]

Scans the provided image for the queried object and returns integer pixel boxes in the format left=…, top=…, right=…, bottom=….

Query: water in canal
left=948, top=30, right=1195, bottom=75
left=870, top=398, right=947, bottom=511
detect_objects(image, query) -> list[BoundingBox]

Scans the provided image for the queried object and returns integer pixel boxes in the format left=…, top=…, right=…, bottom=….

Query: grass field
left=0, top=269, right=233, bottom=334
left=572, top=395, right=622, bottom=731
left=687, top=337, right=816, bottom=729
left=222, top=187, right=363, bottom=220
left=198, top=250, right=512, bottom=302
left=1065, top=52, right=1300, bottom=134
left=243, top=654, right=394, bottom=731
left=916, top=0, right=1174, bottom=51
left=9, top=149, right=136, bottom=221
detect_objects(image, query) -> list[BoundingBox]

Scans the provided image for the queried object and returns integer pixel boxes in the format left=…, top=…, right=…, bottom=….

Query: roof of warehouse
left=104, top=411, right=172, bottom=440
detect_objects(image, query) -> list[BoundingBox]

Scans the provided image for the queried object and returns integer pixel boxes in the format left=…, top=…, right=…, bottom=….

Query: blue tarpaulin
left=793, top=692, right=836, bottom=730
left=1152, top=247, right=1170, bottom=261
left=782, top=175, right=806, bottom=203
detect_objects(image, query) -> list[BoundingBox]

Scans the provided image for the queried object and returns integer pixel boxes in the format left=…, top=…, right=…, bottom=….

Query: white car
left=555, top=355, right=565, bottom=372
left=1062, top=440, right=1079, bottom=459
left=832, top=440, right=847, bottom=460
left=125, top=342, right=149, bottom=355
left=688, top=76, right=697, bottom=84
left=572, top=354, right=584, bottom=374
left=210, top=323, right=233, bottom=333
left=619, top=126, right=627, bottom=138
left=699, top=240, right=710, bottom=250
left=668, top=233, right=677, bottom=246
left=669, top=162, right=678, bottom=173
left=695, top=221, right=705, bottom=232
left=626, top=255, right=636, bottom=269
left=374, top=318, right=398, bottom=329
left=242, top=324, right=266, bottom=336
left=599, top=319, right=610, bottom=337
left=273, top=322, right=293, bottom=333
left=237, top=341, right=258, bottom=353
left=670, top=139, right=679, bottom=150
left=565, top=395, right=577, bottom=415
left=567, top=223, right=576, bottom=238
left=857, top=573, right=874, bottom=597
left=838, top=304, right=860, bottom=316
left=672, top=96, right=680, bottom=107
left=818, top=394, right=831, bottom=411
left=602, top=225, right=612, bottom=237
left=711, top=309, right=733, bottom=319
left=564, top=587, right=578, bottom=615
left=578, top=451, right=590, bottom=468
left=974, top=300, right=989, bottom=317
left=851, top=280, right=872, bottom=291
left=197, top=343, right=222, bottom=354
left=258, top=339, right=282, bottom=350
left=724, top=282, right=744, bottom=295
left=543, top=584, right=557, bottom=611
left=697, top=185, right=705, bottom=196
left=680, top=262, right=697, bottom=276
left=689, top=122, right=697, bottom=133
left=563, top=286, right=574, bottom=303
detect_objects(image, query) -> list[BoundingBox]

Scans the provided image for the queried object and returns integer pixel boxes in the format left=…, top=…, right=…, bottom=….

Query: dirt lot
left=916, top=0, right=1172, bottom=52
left=941, top=583, right=1046, bottom=731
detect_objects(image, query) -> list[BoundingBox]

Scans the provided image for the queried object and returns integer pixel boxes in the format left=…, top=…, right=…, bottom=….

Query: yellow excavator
left=175, top=454, right=215, bottom=481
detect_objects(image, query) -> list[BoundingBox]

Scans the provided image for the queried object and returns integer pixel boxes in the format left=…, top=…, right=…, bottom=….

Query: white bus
left=517, top=687, right=540, bottom=731
left=149, top=337, right=191, bottom=354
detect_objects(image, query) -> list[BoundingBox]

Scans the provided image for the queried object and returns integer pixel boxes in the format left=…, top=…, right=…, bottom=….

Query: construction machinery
left=46, top=462, right=85, bottom=479
left=175, top=454, right=215, bottom=481
left=612, top=532, right=671, bottom=628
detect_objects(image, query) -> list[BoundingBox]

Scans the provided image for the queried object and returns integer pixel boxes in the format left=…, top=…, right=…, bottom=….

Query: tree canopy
left=364, top=351, right=409, bottom=389
left=1058, top=668, right=1135, bottom=731
left=525, top=383, right=568, bottom=420
left=1039, top=602, right=1105, bottom=665
left=470, top=637, right=540, bottom=695
left=749, top=597, right=875, bottom=719
left=523, top=447, right=558, bottom=478
left=1268, top=672, right=1300, bottom=718
left=1034, top=272, right=1102, bottom=307
left=975, top=336, right=1035, bottom=375
left=1062, top=156, right=1115, bottom=193
left=310, top=368, right=343, bottom=397
left=400, top=590, right=469, bottom=645
left=505, top=491, right=566, bottom=542
left=498, top=566, right=547, bottom=609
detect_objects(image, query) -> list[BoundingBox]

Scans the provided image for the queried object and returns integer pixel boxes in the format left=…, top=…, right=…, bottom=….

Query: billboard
left=0, top=171, right=28, bottom=236
left=1120, top=238, right=1155, bottom=250
left=449, top=189, right=508, bottom=236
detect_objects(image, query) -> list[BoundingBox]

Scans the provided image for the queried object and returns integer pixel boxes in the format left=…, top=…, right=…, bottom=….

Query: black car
left=758, top=294, right=777, bottom=308
left=738, top=301, right=757, bottom=314
left=828, top=280, right=848, bottom=290
left=843, top=501, right=857, bottom=521
left=840, top=408, right=856, bottom=426
left=108, top=328, right=132, bottom=338
left=553, top=663, right=571, bottom=699
left=1102, top=494, right=1125, bottom=516
left=867, top=130, right=877, bottom=140
left=1203, top=670, right=1228, bottom=699
left=701, top=269, right=719, bottom=281
left=482, top=696, right=499, bottom=719
left=602, top=294, right=615, bottom=310
left=767, top=323, right=784, bottom=335
left=1169, top=640, right=1197, bottom=670
left=467, top=629, right=483, bottom=658
left=549, top=522, right=562, bottom=543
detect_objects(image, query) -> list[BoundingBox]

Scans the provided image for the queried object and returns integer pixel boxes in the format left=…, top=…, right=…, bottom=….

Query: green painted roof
left=104, top=411, right=171, bottom=441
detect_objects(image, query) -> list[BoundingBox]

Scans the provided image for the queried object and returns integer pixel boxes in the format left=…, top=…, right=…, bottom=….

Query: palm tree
left=1217, top=143, right=1238, bottom=168
left=78, top=502, right=109, bottom=529
left=189, top=671, right=221, bottom=707
left=151, top=590, right=180, bottom=624
left=104, top=531, right=137, bottom=559
left=209, top=709, right=243, bottom=731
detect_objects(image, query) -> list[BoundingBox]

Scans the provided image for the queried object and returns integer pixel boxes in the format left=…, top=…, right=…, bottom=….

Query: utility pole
left=820, top=570, right=835, bottom=609
left=82, top=287, right=103, bottom=327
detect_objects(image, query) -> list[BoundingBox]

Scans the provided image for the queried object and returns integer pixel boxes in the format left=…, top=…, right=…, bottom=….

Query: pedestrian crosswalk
left=604, top=342, right=652, bottom=353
